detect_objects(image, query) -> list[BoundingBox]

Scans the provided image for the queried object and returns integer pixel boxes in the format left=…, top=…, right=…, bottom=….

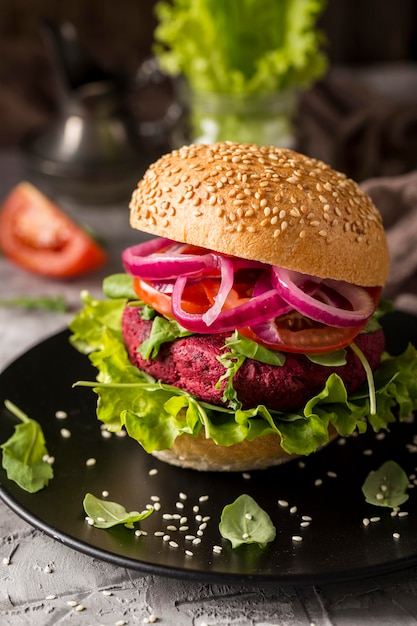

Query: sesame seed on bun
left=129, top=142, right=389, bottom=287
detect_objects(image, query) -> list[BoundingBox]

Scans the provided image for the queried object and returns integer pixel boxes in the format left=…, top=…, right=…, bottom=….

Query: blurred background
left=0, top=0, right=416, bottom=185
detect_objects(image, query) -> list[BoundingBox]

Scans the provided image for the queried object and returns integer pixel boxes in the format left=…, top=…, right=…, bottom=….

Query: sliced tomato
left=239, top=314, right=368, bottom=353
left=239, top=287, right=382, bottom=353
left=133, top=252, right=381, bottom=355
left=133, top=278, right=212, bottom=316
left=0, top=182, right=108, bottom=278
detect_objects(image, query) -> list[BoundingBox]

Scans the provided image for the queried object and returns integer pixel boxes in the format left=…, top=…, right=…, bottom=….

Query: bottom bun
left=151, top=428, right=339, bottom=472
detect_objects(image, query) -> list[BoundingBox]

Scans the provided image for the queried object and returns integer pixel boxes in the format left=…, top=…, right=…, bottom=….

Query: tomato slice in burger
left=239, top=313, right=367, bottom=353
left=0, top=182, right=108, bottom=278
left=133, top=278, right=212, bottom=316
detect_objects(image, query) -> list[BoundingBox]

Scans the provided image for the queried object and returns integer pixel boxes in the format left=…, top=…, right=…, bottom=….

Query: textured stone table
left=1, top=150, right=417, bottom=626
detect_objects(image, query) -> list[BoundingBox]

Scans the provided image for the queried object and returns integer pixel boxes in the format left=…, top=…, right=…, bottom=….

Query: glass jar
left=185, top=89, right=298, bottom=148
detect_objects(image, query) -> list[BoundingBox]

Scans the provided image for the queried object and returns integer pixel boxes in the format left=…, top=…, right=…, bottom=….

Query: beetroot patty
left=122, top=305, right=385, bottom=412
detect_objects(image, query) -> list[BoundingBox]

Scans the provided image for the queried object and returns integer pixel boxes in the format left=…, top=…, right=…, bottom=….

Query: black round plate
left=0, top=312, right=417, bottom=586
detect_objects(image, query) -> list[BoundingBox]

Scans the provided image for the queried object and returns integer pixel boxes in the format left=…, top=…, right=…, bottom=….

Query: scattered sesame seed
left=148, top=468, right=158, bottom=476
left=135, top=530, right=147, bottom=537
left=327, top=471, right=337, bottom=478
left=278, top=499, right=289, bottom=508
left=176, top=501, right=185, bottom=510
left=213, top=545, right=223, bottom=554
left=85, top=516, right=94, bottom=526
left=102, top=590, right=113, bottom=596
left=292, top=536, right=303, bottom=543
left=185, top=550, right=194, bottom=557
left=192, top=538, right=202, bottom=545
left=242, top=473, right=251, bottom=480
left=85, top=458, right=96, bottom=467
left=290, top=506, right=298, bottom=514
left=198, top=495, right=209, bottom=502
left=179, top=492, right=188, bottom=500
left=154, top=503, right=161, bottom=511
left=102, top=490, right=109, bottom=498
left=43, top=565, right=53, bottom=573
left=60, top=428, right=71, bottom=439
left=242, top=533, right=250, bottom=539
left=67, top=600, right=78, bottom=607
left=169, top=541, right=179, bottom=548
left=363, top=449, right=373, bottom=456
left=370, top=517, right=381, bottom=523
left=245, top=514, right=253, bottom=521
left=2, top=557, right=10, bottom=566
left=192, top=506, right=200, bottom=513
left=154, top=531, right=165, bottom=537
left=166, top=525, right=177, bottom=532
left=185, top=535, right=196, bottom=541
left=180, top=516, right=188, bottom=524
left=163, top=535, right=171, bottom=542
left=45, top=594, right=57, bottom=600
left=55, top=410, right=68, bottom=419
left=314, top=479, right=323, bottom=487
left=116, top=621, right=127, bottom=626
left=393, top=533, right=401, bottom=540
left=300, top=522, right=311, bottom=528
left=398, top=511, right=409, bottom=518
left=75, top=604, right=85, bottom=612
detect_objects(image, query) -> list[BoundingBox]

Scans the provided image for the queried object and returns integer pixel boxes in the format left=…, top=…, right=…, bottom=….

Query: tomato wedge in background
left=0, top=182, right=108, bottom=278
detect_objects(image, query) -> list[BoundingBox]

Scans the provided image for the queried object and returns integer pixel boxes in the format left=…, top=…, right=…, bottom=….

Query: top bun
left=129, top=142, right=389, bottom=286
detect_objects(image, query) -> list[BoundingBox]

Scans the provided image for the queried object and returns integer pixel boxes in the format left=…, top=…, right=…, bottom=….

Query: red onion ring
left=172, top=275, right=289, bottom=333
left=272, top=267, right=374, bottom=327
left=122, top=239, right=217, bottom=280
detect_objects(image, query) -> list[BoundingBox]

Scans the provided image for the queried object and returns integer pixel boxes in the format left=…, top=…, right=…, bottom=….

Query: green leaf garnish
left=0, top=295, right=67, bottom=312
left=83, top=493, right=154, bottom=529
left=219, top=494, right=276, bottom=548
left=138, top=316, right=193, bottom=360
left=362, top=460, right=409, bottom=508
left=306, top=349, right=347, bottom=366
left=1, top=400, right=54, bottom=493
left=102, top=273, right=138, bottom=300
left=216, top=331, right=285, bottom=409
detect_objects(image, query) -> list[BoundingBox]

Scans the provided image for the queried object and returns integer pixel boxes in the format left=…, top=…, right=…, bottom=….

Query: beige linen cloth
left=361, top=170, right=417, bottom=313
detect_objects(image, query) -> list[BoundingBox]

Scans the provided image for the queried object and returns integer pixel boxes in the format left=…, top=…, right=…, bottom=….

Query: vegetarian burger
left=71, top=142, right=415, bottom=472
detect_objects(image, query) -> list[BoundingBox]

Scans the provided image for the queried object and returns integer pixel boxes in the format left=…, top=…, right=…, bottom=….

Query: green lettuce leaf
left=70, top=293, right=417, bottom=458
left=153, top=0, right=328, bottom=94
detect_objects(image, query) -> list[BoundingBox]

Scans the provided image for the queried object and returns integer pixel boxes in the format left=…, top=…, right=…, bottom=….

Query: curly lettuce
left=153, top=0, right=328, bottom=95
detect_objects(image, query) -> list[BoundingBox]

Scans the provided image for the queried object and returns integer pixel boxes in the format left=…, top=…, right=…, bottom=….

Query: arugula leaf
left=0, top=295, right=67, bottom=312
left=306, top=349, right=347, bottom=366
left=138, top=316, right=193, bottom=360
left=216, top=332, right=285, bottom=409
left=1, top=400, right=54, bottom=493
left=362, top=461, right=409, bottom=508
left=154, top=0, right=327, bottom=94
left=83, top=493, right=153, bottom=528
left=102, top=273, right=138, bottom=300
left=219, top=494, right=276, bottom=548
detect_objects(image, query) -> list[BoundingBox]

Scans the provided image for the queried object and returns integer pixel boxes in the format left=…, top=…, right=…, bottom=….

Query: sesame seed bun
left=152, top=427, right=339, bottom=472
left=129, top=142, right=389, bottom=286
